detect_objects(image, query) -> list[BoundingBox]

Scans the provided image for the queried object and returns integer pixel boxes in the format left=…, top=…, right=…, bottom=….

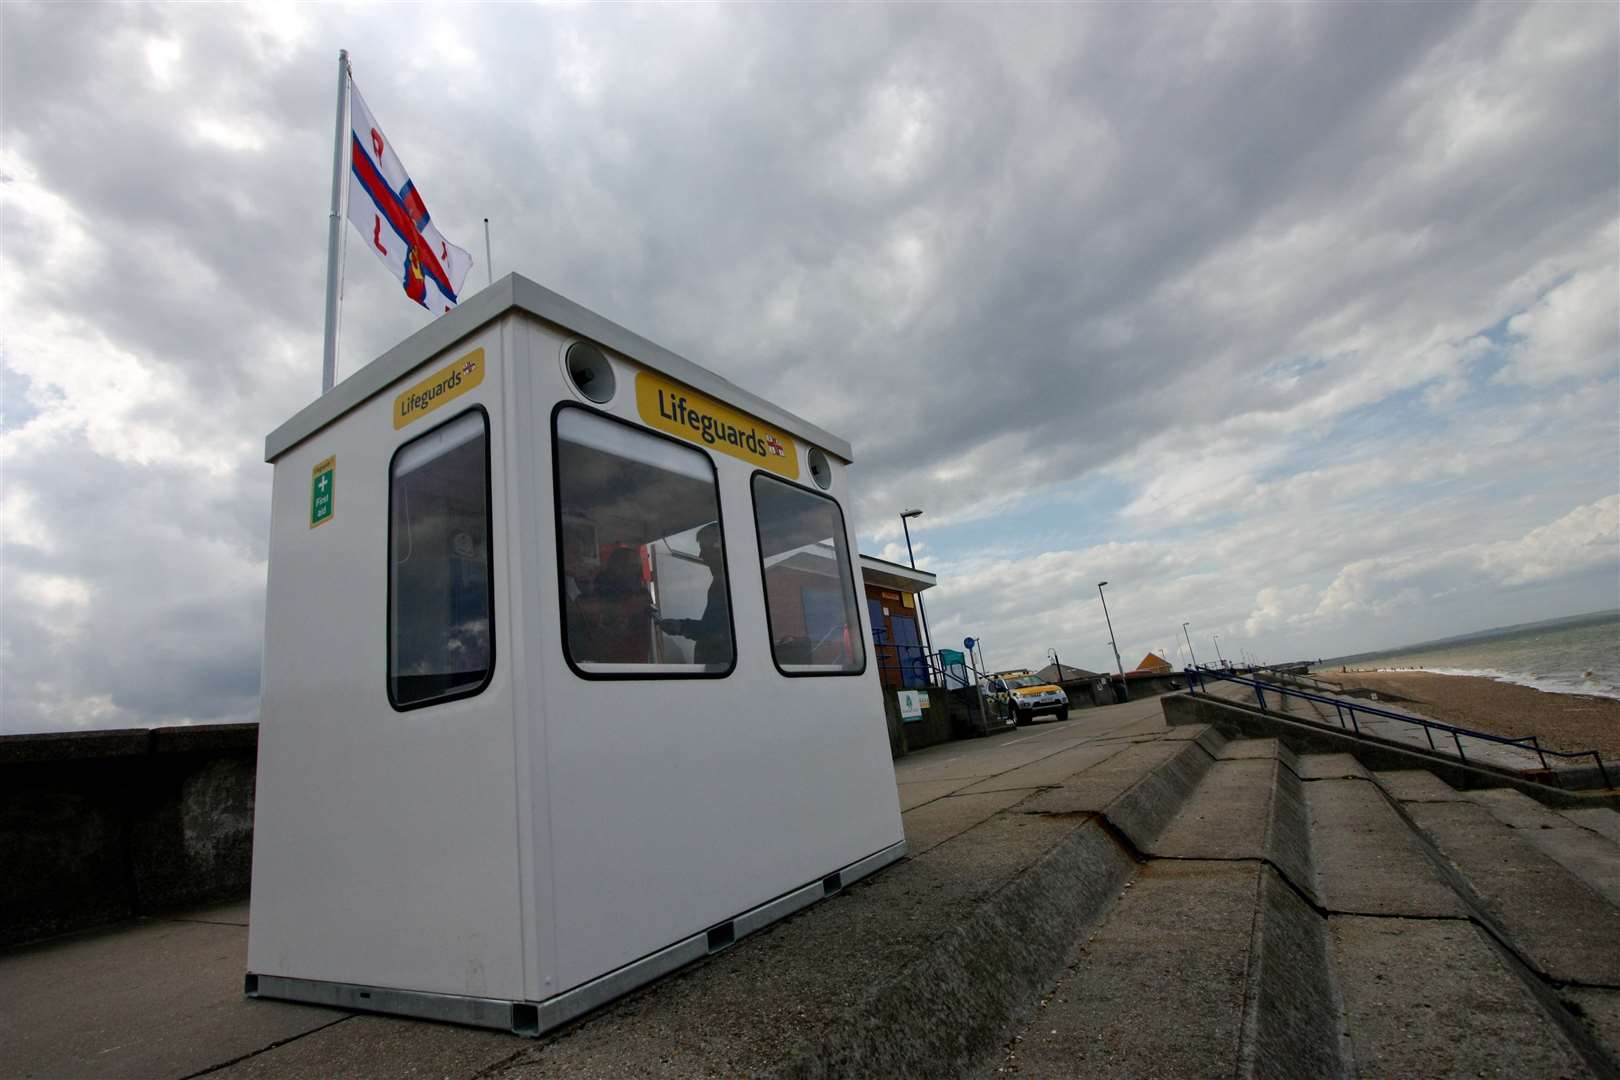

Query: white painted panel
left=249, top=324, right=525, bottom=1001
left=519, top=318, right=903, bottom=993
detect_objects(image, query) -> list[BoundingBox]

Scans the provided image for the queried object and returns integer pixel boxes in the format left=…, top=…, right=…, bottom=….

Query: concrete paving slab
left=1218, top=736, right=1282, bottom=760
left=1404, top=799, right=1620, bottom=987
left=168, top=898, right=251, bottom=927
left=955, top=742, right=1125, bottom=795
left=0, top=916, right=338, bottom=1080
left=1566, top=988, right=1620, bottom=1064
left=1151, top=757, right=1275, bottom=861
left=1561, top=807, right=1620, bottom=846
left=1468, top=787, right=1578, bottom=831
left=1306, top=779, right=1467, bottom=917
left=1020, top=738, right=1210, bottom=819
left=987, top=860, right=1258, bottom=1078
left=903, top=788, right=1044, bottom=855
left=1520, top=828, right=1620, bottom=909
left=1296, top=753, right=1370, bottom=781
left=207, top=1015, right=515, bottom=1079
left=1376, top=769, right=1470, bottom=803
left=1329, top=916, right=1589, bottom=1079
left=896, top=777, right=975, bottom=811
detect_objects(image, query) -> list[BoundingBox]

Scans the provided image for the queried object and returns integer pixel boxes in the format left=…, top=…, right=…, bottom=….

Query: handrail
left=1185, top=666, right=1612, bottom=789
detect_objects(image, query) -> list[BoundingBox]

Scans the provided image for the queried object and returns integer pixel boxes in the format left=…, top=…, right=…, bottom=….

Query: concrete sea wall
left=0, top=724, right=257, bottom=947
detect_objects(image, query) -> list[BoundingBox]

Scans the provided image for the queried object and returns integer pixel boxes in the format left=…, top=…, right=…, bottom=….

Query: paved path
left=0, top=698, right=1169, bottom=1080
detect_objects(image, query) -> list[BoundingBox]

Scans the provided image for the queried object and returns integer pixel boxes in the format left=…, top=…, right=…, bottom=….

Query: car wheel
left=1055, top=708, right=1069, bottom=723
left=1013, top=707, right=1029, bottom=727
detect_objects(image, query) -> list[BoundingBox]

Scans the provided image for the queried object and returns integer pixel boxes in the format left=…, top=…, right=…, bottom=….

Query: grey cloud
left=2, top=1, right=1615, bottom=729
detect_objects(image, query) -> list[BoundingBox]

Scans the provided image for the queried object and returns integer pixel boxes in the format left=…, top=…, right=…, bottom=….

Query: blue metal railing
left=1185, top=666, right=1612, bottom=789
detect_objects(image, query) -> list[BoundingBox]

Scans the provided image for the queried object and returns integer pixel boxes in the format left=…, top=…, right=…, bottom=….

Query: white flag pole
left=320, top=49, right=351, bottom=394
left=484, top=218, right=493, bottom=288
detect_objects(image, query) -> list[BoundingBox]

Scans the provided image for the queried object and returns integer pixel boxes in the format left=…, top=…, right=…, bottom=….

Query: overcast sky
left=2, top=2, right=1616, bottom=732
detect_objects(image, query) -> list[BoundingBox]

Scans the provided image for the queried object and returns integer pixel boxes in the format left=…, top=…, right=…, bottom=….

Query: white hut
left=247, top=275, right=904, bottom=1034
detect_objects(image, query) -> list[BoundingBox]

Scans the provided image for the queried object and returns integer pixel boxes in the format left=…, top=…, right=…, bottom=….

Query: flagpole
left=484, top=218, right=492, bottom=288
left=321, top=49, right=351, bottom=394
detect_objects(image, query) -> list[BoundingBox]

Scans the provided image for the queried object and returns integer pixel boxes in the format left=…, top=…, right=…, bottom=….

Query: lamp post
left=1047, top=647, right=1061, bottom=683
left=1097, top=581, right=1125, bottom=678
left=1182, top=621, right=1198, bottom=670
left=1213, top=634, right=1225, bottom=667
left=899, top=509, right=934, bottom=686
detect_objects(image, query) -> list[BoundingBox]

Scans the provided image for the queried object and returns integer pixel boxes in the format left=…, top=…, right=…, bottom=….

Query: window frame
left=385, top=404, right=497, bottom=712
left=550, top=401, right=739, bottom=682
left=749, top=470, right=869, bottom=679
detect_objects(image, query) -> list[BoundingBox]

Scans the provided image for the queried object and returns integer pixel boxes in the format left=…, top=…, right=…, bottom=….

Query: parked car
left=986, top=670, right=1069, bottom=726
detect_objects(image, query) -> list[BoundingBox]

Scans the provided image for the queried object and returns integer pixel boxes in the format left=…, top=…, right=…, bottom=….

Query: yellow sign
left=394, top=348, right=484, bottom=429
left=635, top=371, right=800, bottom=479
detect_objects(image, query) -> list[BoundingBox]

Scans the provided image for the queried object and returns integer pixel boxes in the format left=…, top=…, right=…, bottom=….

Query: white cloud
left=1498, top=260, right=1620, bottom=385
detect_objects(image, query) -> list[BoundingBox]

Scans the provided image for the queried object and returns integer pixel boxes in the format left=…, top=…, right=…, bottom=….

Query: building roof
left=1133, top=652, right=1174, bottom=673
left=1035, top=662, right=1100, bottom=683
left=858, top=554, right=937, bottom=594
left=266, top=273, right=853, bottom=464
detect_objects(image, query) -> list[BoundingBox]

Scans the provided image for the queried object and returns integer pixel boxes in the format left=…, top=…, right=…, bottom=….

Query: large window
left=554, top=407, right=734, bottom=676
left=388, top=409, right=494, bottom=708
left=751, top=474, right=865, bottom=675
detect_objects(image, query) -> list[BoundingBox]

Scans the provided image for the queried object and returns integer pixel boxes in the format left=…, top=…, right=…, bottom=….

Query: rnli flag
left=346, top=77, right=473, bottom=313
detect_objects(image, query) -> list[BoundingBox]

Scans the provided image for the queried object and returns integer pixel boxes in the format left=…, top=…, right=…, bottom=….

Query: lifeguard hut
left=246, top=275, right=905, bottom=1034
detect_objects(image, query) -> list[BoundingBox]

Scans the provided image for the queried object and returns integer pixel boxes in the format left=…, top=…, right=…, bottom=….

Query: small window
left=554, top=406, right=734, bottom=676
left=388, top=409, right=494, bottom=708
left=751, top=474, right=866, bottom=675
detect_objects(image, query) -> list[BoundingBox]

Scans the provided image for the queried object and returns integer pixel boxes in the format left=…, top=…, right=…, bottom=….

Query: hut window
left=388, top=408, right=494, bottom=709
left=750, top=475, right=865, bottom=676
left=553, top=406, right=734, bottom=677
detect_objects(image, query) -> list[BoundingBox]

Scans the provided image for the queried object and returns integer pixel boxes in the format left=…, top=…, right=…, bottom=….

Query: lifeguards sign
left=636, top=371, right=800, bottom=480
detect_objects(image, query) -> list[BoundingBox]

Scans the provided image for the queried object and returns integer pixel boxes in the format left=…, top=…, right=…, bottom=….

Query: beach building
left=1133, top=651, right=1174, bottom=674
left=859, top=554, right=938, bottom=690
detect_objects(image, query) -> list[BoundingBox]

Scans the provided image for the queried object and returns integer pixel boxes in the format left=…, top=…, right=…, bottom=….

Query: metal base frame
left=246, top=838, right=907, bottom=1037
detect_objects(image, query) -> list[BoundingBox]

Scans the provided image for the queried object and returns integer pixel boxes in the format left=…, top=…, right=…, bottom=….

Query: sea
left=1314, top=610, right=1620, bottom=701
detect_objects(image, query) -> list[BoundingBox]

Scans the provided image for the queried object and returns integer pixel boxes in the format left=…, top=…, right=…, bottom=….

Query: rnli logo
left=635, top=371, right=800, bottom=479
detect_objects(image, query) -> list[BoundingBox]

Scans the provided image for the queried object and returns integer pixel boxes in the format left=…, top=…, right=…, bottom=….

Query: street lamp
left=1212, top=634, right=1226, bottom=667
left=1182, top=621, right=1198, bottom=670
left=899, top=509, right=934, bottom=685
left=1096, top=581, right=1125, bottom=678
left=1047, top=647, right=1061, bottom=682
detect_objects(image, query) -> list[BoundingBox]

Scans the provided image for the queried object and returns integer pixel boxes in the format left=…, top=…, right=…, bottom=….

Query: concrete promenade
left=4, top=695, right=1617, bottom=1079
left=1, top=700, right=1165, bottom=1080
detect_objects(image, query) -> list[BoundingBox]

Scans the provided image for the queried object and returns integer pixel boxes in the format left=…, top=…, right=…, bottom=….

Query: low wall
left=0, top=724, right=257, bottom=947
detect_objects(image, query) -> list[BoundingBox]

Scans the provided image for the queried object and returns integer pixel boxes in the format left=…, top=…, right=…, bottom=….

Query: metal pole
left=1097, top=582, right=1124, bottom=678
left=484, top=217, right=493, bottom=287
left=1182, top=621, right=1198, bottom=669
left=321, top=49, right=350, bottom=395
left=1213, top=634, right=1225, bottom=667
left=900, top=511, right=935, bottom=685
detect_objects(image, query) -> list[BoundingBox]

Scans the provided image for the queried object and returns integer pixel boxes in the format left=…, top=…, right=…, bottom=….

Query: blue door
left=889, top=614, right=927, bottom=688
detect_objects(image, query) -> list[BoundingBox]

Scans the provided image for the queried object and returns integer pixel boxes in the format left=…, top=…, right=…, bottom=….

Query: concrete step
left=1463, top=788, right=1620, bottom=908
left=1329, top=916, right=1594, bottom=1078
left=1376, top=770, right=1620, bottom=989
left=984, top=861, right=1342, bottom=1079
left=1145, top=737, right=1314, bottom=901
left=1302, top=772, right=1466, bottom=918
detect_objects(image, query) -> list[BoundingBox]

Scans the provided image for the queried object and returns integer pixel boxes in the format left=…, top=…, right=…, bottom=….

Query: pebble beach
left=1313, top=669, right=1620, bottom=758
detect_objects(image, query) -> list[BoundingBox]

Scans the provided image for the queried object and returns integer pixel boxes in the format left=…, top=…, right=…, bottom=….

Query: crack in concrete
left=176, top=1014, right=355, bottom=1079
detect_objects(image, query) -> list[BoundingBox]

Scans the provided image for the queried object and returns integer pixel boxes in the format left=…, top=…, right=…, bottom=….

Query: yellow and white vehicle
left=987, top=669, right=1070, bottom=726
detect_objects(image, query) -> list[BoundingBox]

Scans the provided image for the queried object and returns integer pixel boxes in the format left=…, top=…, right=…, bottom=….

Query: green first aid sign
left=310, top=456, right=335, bottom=529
